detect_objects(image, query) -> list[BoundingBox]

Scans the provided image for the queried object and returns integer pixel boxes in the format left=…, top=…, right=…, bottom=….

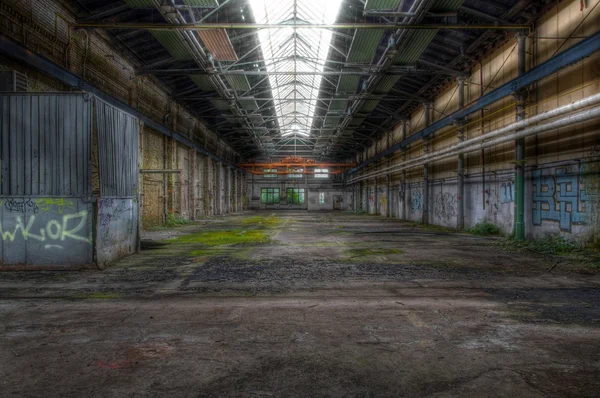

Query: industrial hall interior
left=1, top=0, right=599, bottom=396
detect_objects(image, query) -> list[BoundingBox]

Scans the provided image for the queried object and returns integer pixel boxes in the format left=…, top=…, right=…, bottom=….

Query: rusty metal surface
left=197, top=29, right=238, bottom=61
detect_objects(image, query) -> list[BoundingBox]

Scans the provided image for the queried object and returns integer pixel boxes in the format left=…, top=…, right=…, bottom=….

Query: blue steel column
left=514, top=33, right=527, bottom=240
left=457, top=78, right=465, bottom=230
left=422, top=103, right=431, bottom=225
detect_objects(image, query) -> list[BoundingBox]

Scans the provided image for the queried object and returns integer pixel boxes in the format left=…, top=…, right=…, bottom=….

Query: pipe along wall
left=350, top=1, right=600, bottom=246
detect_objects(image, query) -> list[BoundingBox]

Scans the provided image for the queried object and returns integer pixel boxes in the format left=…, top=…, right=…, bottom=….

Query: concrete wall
left=247, top=173, right=350, bottom=211
left=352, top=0, right=600, bottom=245
left=307, top=190, right=350, bottom=211
left=96, top=198, right=138, bottom=267
left=0, top=197, right=93, bottom=267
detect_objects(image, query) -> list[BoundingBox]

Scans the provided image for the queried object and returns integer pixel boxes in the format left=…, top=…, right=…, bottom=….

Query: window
left=260, top=188, right=280, bottom=205
left=288, top=168, right=303, bottom=178
left=286, top=188, right=305, bottom=204
left=314, top=168, right=329, bottom=178
left=264, top=168, right=278, bottom=178
left=319, top=192, right=325, bottom=204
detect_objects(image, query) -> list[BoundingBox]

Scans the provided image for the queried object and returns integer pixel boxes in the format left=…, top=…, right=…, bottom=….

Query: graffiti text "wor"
left=0, top=211, right=91, bottom=245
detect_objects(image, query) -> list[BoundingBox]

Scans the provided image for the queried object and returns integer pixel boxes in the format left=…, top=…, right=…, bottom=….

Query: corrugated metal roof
left=337, top=69, right=360, bottom=94
left=151, top=31, right=193, bottom=60
left=347, top=29, right=385, bottom=63
left=360, top=99, right=380, bottom=113
left=124, top=0, right=153, bottom=8
left=430, top=0, right=465, bottom=12
left=225, top=75, right=251, bottom=92
left=239, top=99, right=258, bottom=111
left=189, top=75, right=214, bottom=92
left=393, top=29, right=437, bottom=65
left=197, top=29, right=239, bottom=61
left=210, top=99, right=230, bottom=111
left=323, top=116, right=340, bottom=128
left=183, top=0, right=219, bottom=6
left=328, top=100, right=346, bottom=112
left=373, top=75, right=400, bottom=94
left=364, top=0, right=402, bottom=10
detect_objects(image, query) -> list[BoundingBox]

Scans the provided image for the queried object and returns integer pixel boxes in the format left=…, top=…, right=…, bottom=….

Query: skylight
left=249, top=0, right=343, bottom=139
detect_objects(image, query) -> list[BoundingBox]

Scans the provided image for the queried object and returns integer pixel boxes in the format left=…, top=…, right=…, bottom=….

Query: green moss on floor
left=169, top=229, right=271, bottom=246
left=242, top=215, right=283, bottom=227
left=348, top=248, right=404, bottom=256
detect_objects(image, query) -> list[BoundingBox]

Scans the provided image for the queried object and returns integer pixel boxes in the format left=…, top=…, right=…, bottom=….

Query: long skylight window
left=249, top=0, right=343, bottom=138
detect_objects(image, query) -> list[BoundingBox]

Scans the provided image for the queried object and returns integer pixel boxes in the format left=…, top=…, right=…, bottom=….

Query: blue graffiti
left=411, top=189, right=423, bottom=211
left=500, top=182, right=514, bottom=204
left=532, top=166, right=589, bottom=232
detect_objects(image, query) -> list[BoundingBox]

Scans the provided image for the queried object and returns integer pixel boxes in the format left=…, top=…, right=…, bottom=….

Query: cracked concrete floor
left=1, top=211, right=599, bottom=397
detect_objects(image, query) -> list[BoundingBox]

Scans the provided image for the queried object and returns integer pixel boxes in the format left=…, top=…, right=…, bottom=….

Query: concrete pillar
left=422, top=103, right=431, bottom=225
left=457, top=78, right=465, bottom=230
left=514, top=33, right=527, bottom=240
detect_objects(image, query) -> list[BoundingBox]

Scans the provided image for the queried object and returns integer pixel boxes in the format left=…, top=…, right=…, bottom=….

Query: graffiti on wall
left=0, top=211, right=91, bottom=249
left=433, top=192, right=457, bottom=221
left=500, top=182, right=515, bottom=204
left=410, top=188, right=423, bottom=211
left=532, top=165, right=598, bottom=232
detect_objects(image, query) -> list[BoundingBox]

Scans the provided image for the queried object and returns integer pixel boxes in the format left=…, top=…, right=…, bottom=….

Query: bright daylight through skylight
left=249, top=0, right=343, bottom=138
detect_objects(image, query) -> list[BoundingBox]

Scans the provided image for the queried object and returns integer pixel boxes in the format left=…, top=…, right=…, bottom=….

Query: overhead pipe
left=347, top=31, right=600, bottom=174
left=349, top=105, right=600, bottom=184
left=348, top=92, right=600, bottom=183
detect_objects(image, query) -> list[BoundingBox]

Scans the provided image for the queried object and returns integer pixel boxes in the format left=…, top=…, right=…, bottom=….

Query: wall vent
left=0, top=70, right=28, bottom=92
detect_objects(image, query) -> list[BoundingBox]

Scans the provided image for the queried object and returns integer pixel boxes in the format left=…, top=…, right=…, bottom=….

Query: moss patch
left=168, top=229, right=270, bottom=246
left=348, top=248, right=404, bottom=256
left=242, top=215, right=283, bottom=227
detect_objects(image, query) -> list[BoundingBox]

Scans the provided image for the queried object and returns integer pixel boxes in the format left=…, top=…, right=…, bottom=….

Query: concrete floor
left=1, top=211, right=599, bottom=397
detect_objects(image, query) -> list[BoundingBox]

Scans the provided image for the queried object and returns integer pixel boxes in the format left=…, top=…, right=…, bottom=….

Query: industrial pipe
left=348, top=92, right=600, bottom=183
left=349, top=105, right=600, bottom=183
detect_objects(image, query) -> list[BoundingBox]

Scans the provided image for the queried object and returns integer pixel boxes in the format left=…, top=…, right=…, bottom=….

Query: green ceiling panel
left=364, top=0, right=402, bottom=10
left=360, top=99, right=380, bottom=113
left=151, top=31, right=193, bottom=60
left=210, top=99, right=230, bottom=111
left=124, top=0, right=154, bottom=8
left=239, top=99, right=259, bottom=111
left=347, top=29, right=385, bottom=63
left=183, top=0, right=219, bottom=7
left=393, top=29, right=438, bottom=65
left=328, top=100, right=347, bottom=112
left=189, top=75, right=214, bottom=92
left=373, top=75, right=400, bottom=94
left=225, top=75, right=251, bottom=92
left=323, top=116, right=340, bottom=128
left=337, top=69, right=361, bottom=94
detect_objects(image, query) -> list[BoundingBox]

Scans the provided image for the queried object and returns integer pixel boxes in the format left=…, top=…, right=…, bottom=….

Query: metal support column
left=457, top=78, right=465, bottom=230
left=422, top=103, right=431, bottom=225
left=386, top=131, right=391, bottom=217
left=401, top=120, right=407, bottom=220
left=514, top=33, right=527, bottom=240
